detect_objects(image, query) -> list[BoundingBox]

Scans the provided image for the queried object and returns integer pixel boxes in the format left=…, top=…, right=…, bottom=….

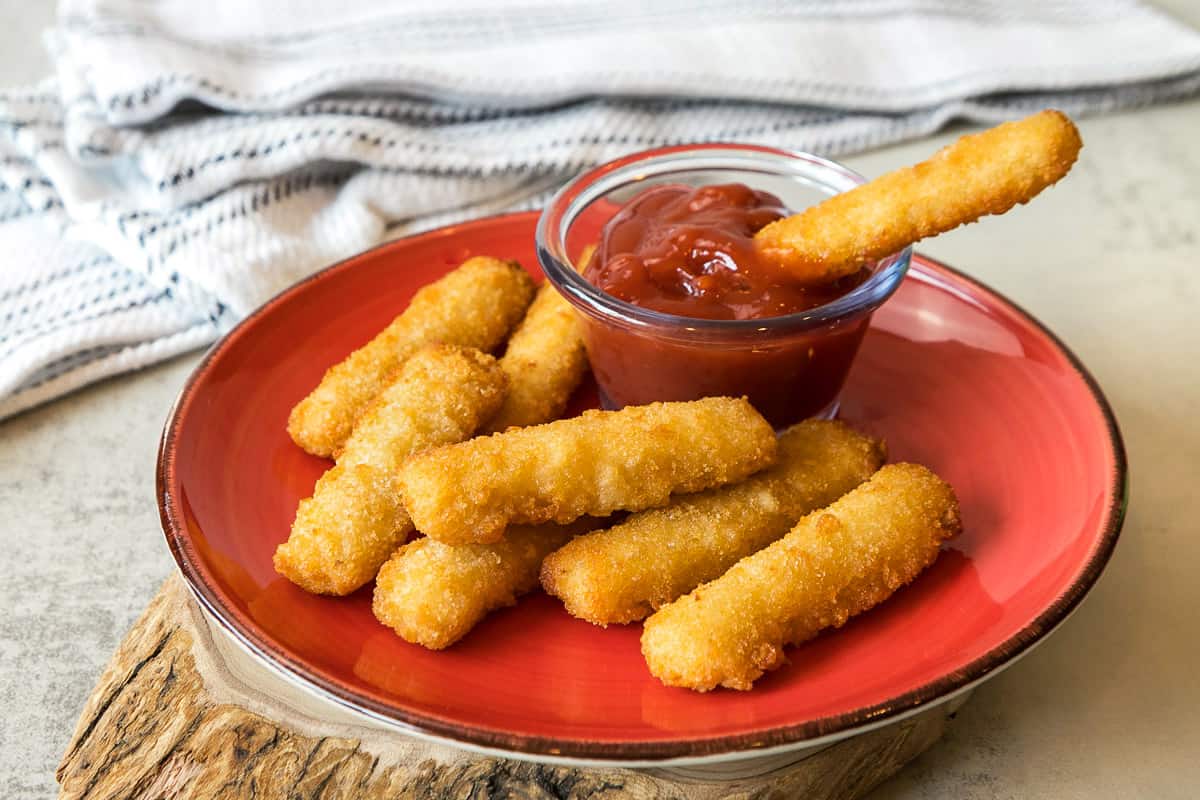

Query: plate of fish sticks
left=159, top=114, right=1125, bottom=765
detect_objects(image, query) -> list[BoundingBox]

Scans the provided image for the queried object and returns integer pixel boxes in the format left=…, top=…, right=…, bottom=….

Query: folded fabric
left=2, top=0, right=1199, bottom=419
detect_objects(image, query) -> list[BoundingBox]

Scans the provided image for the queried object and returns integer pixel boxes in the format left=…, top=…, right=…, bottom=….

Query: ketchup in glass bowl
left=537, top=144, right=912, bottom=427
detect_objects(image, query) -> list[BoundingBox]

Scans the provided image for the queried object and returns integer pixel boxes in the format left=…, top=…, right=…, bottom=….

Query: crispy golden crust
left=398, top=396, right=777, bottom=545
left=286, top=257, right=535, bottom=457
left=338, top=345, right=508, bottom=473
left=754, top=110, right=1082, bottom=284
left=273, top=463, right=412, bottom=596
left=372, top=521, right=591, bottom=650
left=274, top=345, right=508, bottom=595
left=641, top=463, right=961, bottom=691
left=481, top=281, right=588, bottom=433
left=541, top=419, right=885, bottom=625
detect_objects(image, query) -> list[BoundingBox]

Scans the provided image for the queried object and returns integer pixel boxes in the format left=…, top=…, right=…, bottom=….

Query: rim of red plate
left=157, top=210, right=1128, bottom=762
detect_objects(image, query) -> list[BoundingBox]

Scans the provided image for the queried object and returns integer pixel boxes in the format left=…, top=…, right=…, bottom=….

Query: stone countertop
left=3, top=4, right=1199, bottom=798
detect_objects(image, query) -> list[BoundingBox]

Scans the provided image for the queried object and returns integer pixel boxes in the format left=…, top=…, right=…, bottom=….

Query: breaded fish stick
left=641, top=463, right=961, bottom=691
left=541, top=419, right=885, bottom=625
left=274, top=463, right=408, bottom=596
left=398, top=396, right=777, bottom=545
left=373, top=520, right=592, bottom=650
left=274, top=346, right=507, bottom=595
left=754, top=110, right=1082, bottom=284
left=481, top=281, right=588, bottom=433
left=481, top=245, right=594, bottom=433
left=287, top=257, right=534, bottom=457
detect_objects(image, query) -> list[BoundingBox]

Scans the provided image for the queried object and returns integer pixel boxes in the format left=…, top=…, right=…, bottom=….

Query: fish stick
left=541, top=419, right=885, bottom=625
left=274, top=345, right=507, bottom=595
left=273, top=463, right=407, bottom=596
left=754, top=110, right=1082, bottom=284
left=641, top=463, right=961, bottom=691
left=481, top=245, right=595, bottom=433
left=373, top=520, right=593, bottom=650
left=398, top=396, right=777, bottom=545
left=337, top=345, right=506, bottom=474
left=287, top=256, right=535, bottom=457
left=481, top=281, right=588, bottom=433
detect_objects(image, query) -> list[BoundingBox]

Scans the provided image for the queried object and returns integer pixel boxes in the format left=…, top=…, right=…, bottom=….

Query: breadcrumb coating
left=482, top=280, right=588, bottom=433
left=541, top=419, right=885, bottom=625
left=398, top=396, right=777, bottom=545
left=287, top=257, right=534, bottom=457
left=641, top=463, right=961, bottom=691
left=274, top=345, right=507, bottom=595
left=754, top=110, right=1082, bottom=284
left=273, top=463, right=409, bottom=597
left=372, top=520, right=592, bottom=650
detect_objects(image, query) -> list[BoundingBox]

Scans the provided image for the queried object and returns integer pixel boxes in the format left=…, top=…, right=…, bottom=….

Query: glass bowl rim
left=536, top=142, right=912, bottom=334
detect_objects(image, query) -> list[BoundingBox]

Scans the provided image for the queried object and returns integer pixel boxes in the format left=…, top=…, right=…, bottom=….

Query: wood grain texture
left=57, top=575, right=954, bottom=799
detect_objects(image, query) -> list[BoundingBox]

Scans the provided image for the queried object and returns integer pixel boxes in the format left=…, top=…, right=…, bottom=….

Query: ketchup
left=585, top=183, right=866, bottom=320
left=575, top=182, right=878, bottom=427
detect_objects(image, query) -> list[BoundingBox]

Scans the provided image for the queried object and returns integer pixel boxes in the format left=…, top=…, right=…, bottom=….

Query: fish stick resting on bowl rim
left=641, top=463, right=962, bottom=691
left=541, top=419, right=885, bottom=625
left=397, top=396, right=778, bottom=545
left=274, top=345, right=508, bottom=596
left=287, top=256, right=534, bottom=458
left=373, top=519, right=596, bottom=650
left=754, top=110, right=1082, bottom=285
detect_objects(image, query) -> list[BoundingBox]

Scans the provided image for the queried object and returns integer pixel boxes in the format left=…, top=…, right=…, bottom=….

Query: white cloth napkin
left=2, top=0, right=1199, bottom=420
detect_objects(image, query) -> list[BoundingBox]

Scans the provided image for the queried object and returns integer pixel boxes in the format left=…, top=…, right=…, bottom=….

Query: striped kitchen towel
left=2, top=0, right=1199, bottom=419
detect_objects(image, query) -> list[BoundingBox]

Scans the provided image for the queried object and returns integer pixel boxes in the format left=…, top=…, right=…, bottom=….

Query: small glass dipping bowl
left=536, top=144, right=912, bottom=427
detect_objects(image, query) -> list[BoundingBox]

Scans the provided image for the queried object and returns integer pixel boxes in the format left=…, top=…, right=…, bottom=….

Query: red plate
left=159, top=211, right=1125, bottom=762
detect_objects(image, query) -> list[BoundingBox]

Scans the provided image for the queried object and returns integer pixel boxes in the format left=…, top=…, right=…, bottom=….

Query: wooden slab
left=57, top=575, right=958, bottom=799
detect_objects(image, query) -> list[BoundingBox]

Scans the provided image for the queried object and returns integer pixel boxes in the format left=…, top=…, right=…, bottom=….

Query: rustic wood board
left=57, top=575, right=956, bottom=799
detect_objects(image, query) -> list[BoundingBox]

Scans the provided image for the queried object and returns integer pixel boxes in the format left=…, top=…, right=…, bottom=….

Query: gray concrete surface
left=2, top=2, right=1199, bottom=798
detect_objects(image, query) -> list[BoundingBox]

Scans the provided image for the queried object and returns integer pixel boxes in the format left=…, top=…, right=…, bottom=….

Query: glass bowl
left=537, top=143, right=911, bottom=427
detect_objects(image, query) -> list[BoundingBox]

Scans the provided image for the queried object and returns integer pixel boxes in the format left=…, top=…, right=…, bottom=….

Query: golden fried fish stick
left=480, top=245, right=594, bottom=433
left=398, top=396, right=777, bottom=545
left=754, top=110, right=1082, bottom=284
left=274, top=346, right=507, bottom=595
left=541, top=419, right=885, bottom=625
left=287, top=257, right=534, bottom=457
left=338, top=345, right=507, bottom=474
left=481, top=281, right=588, bottom=433
left=373, top=520, right=592, bottom=650
left=273, top=463, right=408, bottom=596
left=641, top=463, right=961, bottom=691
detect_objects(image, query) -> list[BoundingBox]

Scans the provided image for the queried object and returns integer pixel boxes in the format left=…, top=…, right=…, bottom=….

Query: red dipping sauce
left=586, top=184, right=866, bottom=320
left=575, top=182, right=874, bottom=426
